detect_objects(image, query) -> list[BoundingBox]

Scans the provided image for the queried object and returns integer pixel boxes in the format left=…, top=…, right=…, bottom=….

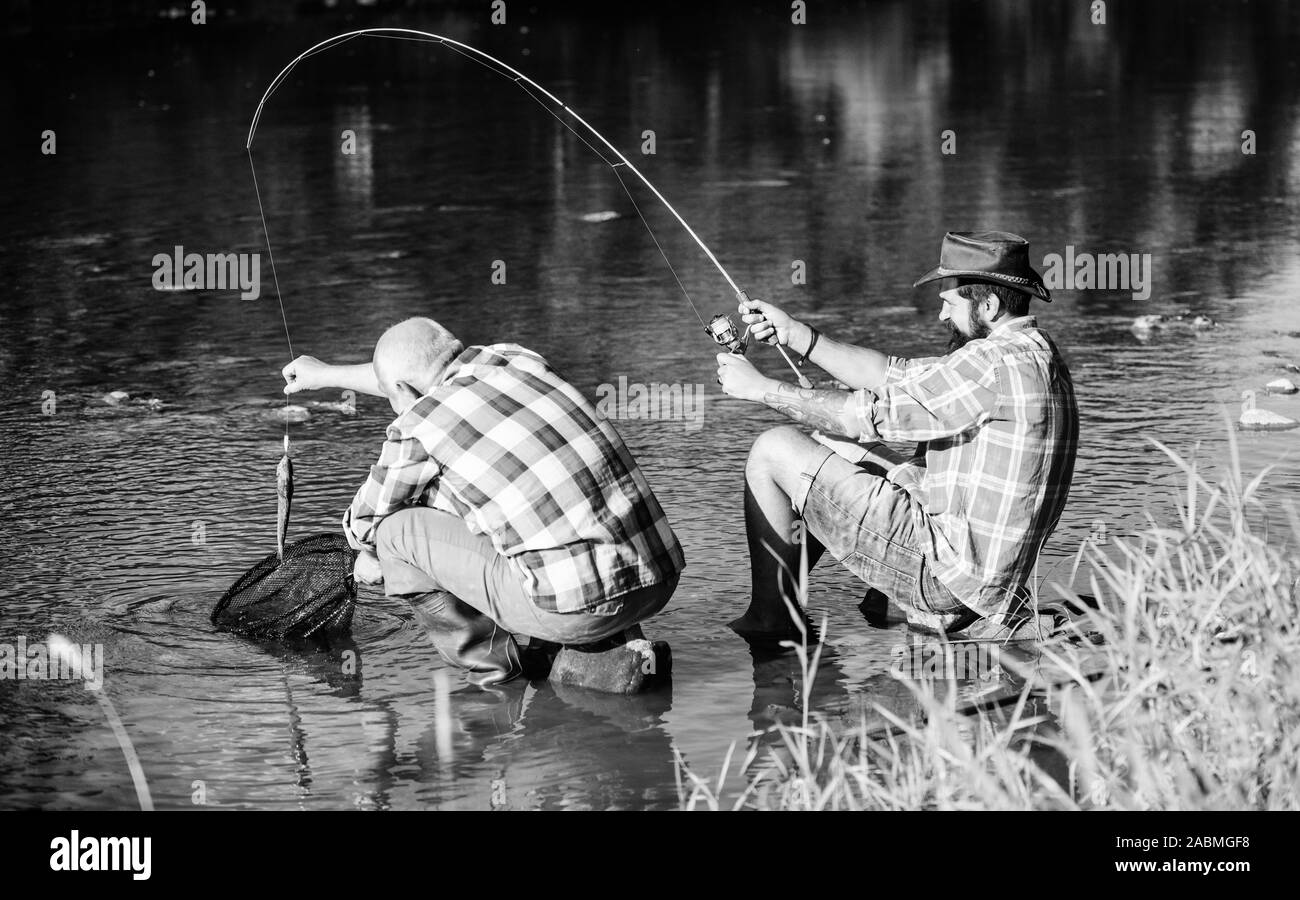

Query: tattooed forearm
left=762, top=382, right=854, bottom=435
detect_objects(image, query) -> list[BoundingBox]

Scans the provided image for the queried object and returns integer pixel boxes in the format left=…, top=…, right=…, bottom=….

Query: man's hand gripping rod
left=709, top=290, right=812, bottom=389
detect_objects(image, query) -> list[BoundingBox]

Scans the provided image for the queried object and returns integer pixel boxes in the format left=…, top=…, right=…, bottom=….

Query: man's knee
left=746, top=426, right=824, bottom=495
left=374, top=507, right=422, bottom=562
left=746, top=425, right=807, bottom=476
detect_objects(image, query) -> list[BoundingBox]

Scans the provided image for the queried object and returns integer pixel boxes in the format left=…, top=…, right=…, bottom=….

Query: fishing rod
left=245, top=27, right=811, bottom=388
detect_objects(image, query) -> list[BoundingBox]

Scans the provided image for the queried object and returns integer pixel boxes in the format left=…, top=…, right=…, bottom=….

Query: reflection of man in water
left=716, top=232, right=1078, bottom=640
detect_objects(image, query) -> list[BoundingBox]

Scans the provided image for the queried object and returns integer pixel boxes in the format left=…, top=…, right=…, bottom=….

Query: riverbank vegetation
left=677, top=431, right=1300, bottom=810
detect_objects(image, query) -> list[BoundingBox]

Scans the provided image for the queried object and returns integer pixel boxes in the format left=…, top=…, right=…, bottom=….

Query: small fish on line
left=276, top=434, right=293, bottom=561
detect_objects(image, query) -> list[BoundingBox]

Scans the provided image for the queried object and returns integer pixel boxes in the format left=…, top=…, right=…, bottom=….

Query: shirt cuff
left=853, top=388, right=883, bottom=442
left=884, top=355, right=910, bottom=384
left=888, top=460, right=924, bottom=492
left=341, top=507, right=376, bottom=555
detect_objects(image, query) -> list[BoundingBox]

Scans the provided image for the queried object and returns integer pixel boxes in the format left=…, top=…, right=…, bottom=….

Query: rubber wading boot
left=405, top=591, right=524, bottom=687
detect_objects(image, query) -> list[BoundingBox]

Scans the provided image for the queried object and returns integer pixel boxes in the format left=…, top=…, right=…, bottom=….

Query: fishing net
left=211, top=533, right=358, bottom=641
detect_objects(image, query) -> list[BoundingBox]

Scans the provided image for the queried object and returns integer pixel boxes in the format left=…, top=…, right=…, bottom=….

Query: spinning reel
left=706, top=290, right=812, bottom=388
left=705, top=313, right=749, bottom=355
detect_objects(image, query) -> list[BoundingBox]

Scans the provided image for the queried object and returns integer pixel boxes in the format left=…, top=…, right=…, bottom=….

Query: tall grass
left=677, top=427, right=1300, bottom=810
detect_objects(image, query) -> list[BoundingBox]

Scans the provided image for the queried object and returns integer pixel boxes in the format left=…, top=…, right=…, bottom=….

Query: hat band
left=942, top=268, right=1036, bottom=286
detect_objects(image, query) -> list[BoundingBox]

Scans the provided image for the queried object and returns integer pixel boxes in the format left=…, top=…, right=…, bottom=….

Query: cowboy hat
left=912, top=231, right=1051, bottom=302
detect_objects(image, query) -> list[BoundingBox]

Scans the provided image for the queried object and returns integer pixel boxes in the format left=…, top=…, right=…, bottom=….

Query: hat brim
left=913, top=266, right=1051, bottom=302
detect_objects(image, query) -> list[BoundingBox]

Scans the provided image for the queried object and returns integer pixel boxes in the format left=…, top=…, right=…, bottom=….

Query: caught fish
left=276, top=434, right=293, bottom=561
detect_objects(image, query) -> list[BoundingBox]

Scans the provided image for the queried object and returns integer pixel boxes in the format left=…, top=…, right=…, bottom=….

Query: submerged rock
left=1239, top=390, right=1298, bottom=431
left=546, top=625, right=671, bottom=694
left=1132, top=313, right=1218, bottom=338
left=272, top=404, right=311, bottom=424
left=306, top=399, right=357, bottom=415
left=1239, top=409, right=1298, bottom=430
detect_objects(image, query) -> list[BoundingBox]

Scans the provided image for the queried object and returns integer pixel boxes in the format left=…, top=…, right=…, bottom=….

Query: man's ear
left=394, top=381, right=421, bottom=403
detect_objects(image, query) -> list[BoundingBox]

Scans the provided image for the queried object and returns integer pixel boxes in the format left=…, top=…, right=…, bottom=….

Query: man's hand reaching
left=353, top=551, right=384, bottom=585
left=282, top=355, right=329, bottom=395
left=282, top=358, right=384, bottom=398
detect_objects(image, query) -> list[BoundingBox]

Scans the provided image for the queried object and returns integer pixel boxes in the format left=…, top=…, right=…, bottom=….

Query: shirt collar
left=436, top=345, right=476, bottom=387
left=991, top=315, right=1037, bottom=335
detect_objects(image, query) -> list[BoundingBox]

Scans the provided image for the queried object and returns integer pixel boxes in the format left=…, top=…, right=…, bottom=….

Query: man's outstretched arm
left=759, top=381, right=858, bottom=436
left=739, top=299, right=892, bottom=390
left=717, top=353, right=858, bottom=435
left=717, top=347, right=997, bottom=444
left=790, top=324, right=893, bottom=391
left=282, top=356, right=383, bottom=397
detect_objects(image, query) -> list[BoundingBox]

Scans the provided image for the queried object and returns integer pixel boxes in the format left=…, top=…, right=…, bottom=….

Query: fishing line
left=611, top=164, right=707, bottom=328
left=246, top=28, right=810, bottom=385
left=472, top=50, right=710, bottom=326
left=246, top=151, right=295, bottom=363
left=246, top=148, right=295, bottom=444
left=366, top=32, right=708, bottom=326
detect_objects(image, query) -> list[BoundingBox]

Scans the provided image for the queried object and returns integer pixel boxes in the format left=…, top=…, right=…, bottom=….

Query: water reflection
left=334, top=100, right=376, bottom=204
left=1, top=1, right=1299, bottom=808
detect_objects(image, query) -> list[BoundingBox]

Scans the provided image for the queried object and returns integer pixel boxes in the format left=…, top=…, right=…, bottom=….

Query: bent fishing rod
left=245, top=27, right=812, bottom=388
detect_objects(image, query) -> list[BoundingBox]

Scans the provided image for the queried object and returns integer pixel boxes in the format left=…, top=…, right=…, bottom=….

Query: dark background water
left=1, top=0, right=1298, bottom=809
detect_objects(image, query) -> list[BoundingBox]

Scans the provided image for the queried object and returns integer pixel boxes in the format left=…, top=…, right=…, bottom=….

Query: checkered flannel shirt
left=853, top=316, right=1078, bottom=616
left=344, top=344, right=685, bottom=613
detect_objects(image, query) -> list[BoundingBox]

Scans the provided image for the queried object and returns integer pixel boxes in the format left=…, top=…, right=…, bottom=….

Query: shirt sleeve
left=342, top=424, right=443, bottom=554
left=495, top=345, right=552, bottom=376
left=854, top=347, right=999, bottom=442
left=887, top=459, right=926, bottom=497
left=883, top=354, right=944, bottom=383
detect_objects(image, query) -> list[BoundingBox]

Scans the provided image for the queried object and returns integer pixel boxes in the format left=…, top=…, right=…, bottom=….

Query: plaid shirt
left=343, top=344, right=685, bottom=613
left=853, top=317, right=1078, bottom=617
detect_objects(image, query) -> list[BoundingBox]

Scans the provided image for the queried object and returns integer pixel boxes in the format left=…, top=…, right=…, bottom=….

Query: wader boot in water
left=405, top=591, right=524, bottom=687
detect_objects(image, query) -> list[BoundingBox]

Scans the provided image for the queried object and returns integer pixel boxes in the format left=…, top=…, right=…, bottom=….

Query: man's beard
left=944, top=301, right=992, bottom=352
left=945, top=321, right=968, bottom=353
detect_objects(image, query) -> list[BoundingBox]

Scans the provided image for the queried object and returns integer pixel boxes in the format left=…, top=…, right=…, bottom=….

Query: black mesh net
left=211, top=533, right=359, bottom=641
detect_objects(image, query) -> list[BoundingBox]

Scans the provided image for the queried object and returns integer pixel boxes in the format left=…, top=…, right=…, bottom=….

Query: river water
left=2, top=1, right=1298, bottom=809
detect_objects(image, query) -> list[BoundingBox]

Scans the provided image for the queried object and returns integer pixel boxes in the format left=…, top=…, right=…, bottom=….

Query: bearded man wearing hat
left=716, top=231, right=1078, bottom=640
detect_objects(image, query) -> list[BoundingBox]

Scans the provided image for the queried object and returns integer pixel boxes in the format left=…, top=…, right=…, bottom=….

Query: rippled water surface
left=2, top=2, right=1299, bottom=809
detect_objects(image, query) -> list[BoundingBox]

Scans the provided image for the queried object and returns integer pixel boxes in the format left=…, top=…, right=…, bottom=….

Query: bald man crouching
left=282, top=318, right=684, bottom=687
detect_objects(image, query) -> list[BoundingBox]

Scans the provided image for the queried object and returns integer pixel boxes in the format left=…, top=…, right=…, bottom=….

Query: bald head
left=372, top=317, right=463, bottom=403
